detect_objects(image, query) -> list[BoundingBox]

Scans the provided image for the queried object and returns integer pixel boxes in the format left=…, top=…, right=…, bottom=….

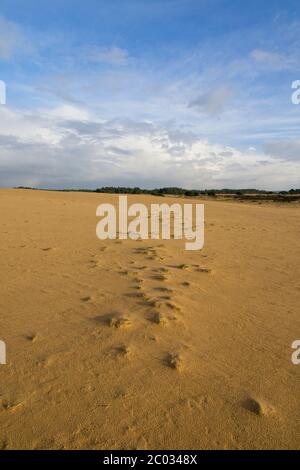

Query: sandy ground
left=0, top=188, right=299, bottom=450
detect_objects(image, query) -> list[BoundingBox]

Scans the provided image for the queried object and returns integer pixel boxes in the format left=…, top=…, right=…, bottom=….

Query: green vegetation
left=15, top=185, right=300, bottom=200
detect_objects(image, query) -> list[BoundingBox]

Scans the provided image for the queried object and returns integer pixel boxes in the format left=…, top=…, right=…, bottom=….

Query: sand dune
left=0, top=188, right=299, bottom=449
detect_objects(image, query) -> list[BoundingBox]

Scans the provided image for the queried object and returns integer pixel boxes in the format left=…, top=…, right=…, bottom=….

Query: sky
left=0, top=0, right=300, bottom=190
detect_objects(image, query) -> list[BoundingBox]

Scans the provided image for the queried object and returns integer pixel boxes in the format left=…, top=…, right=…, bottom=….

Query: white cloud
left=188, top=86, right=233, bottom=116
left=0, top=15, right=32, bottom=59
left=250, top=49, right=295, bottom=70
left=264, top=140, right=300, bottom=161
left=0, top=16, right=21, bottom=59
left=45, top=104, right=91, bottom=121
left=0, top=104, right=299, bottom=190
left=87, top=46, right=129, bottom=65
left=1, top=14, right=300, bottom=190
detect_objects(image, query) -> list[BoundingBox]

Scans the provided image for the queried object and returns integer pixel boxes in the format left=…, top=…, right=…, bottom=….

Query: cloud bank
left=0, top=7, right=300, bottom=190
left=0, top=104, right=298, bottom=190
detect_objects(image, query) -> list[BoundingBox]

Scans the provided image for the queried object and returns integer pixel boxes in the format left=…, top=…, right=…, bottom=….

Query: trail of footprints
left=10, top=241, right=276, bottom=433
left=96, top=243, right=213, bottom=372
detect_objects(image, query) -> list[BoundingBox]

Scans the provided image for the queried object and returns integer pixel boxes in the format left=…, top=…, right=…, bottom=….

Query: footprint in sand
left=164, top=352, right=184, bottom=371
left=154, top=287, right=173, bottom=293
left=197, top=267, right=211, bottom=273
left=89, top=257, right=100, bottom=268
left=180, top=395, right=209, bottom=412
left=241, top=397, right=276, bottom=417
left=181, top=281, right=191, bottom=287
left=175, top=264, right=192, bottom=270
left=132, top=277, right=144, bottom=285
left=148, top=310, right=167, bottom=325
left=131, top=284, right=143, bottom=291
left=165, top=301, right=181, bottom=312
left=153, top=267, right=169, bottom=273
left=125, top=292, right=146, bottom=299
left=142, top=296, right=162, bottom=308
left=25, top=333, right=38, bottom=342
left=118, top=270, right=130, bottom=276
left=94, top=312, right=131, bottom=329
left=133, top=246, right=156, bottom=254
left=151, top=274, right=168, bottom=281
left=0, top=398, right=24, bottom=413
left=158, top=295, right=172, bottom=301
left=131, top=278, right=144, bottom=290
left=169, top=263, right=211, bottom=273
left=148, top=309, right=178, bottom=325
left=110, top=344, right=131, bottom=358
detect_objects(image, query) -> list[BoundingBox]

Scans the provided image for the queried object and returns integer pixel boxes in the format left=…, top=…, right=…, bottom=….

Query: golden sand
left=0, top=189, right=299, bottom=449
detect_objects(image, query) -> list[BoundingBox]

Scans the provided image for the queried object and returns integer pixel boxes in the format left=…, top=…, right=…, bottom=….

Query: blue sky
left=0, top=0, right=300, bottom=189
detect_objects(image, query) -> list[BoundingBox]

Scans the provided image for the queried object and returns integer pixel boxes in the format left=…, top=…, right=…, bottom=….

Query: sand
left=0, top=188, right=299, bottom=450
